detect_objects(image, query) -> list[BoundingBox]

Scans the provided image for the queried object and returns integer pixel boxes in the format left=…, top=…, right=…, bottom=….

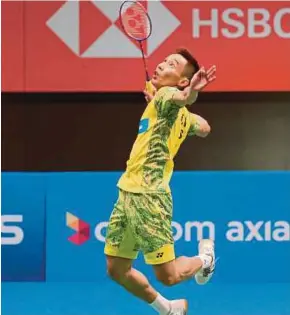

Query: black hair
left=176, top=47, right=200, bottom=79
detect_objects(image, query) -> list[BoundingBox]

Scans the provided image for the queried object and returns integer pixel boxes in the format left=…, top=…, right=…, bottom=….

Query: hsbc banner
left=45, top=171, right=290, bottom=283
left=2, top=1, right=290, bottom=92
left=1, top=173, right=46, bottom=281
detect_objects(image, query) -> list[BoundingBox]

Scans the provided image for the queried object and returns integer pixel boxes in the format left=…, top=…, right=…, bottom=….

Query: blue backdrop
left=1, top=173, right=46, bottom=281
left=1, top=171, right=290, bottom=283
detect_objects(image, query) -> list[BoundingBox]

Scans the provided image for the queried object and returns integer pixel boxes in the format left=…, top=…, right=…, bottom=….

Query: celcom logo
left=67, top=219, right=289, bottom=244
left=46, top=1, right=180, bottom=58
left=1, top=215, right=24, bottom=245
left=172, top=221, right=215, bottom=241
left=66, top=212, right=90, bottom=245
left=65, top=218, right=213, bottom=245
left=85, top=220, right=214, bottom=243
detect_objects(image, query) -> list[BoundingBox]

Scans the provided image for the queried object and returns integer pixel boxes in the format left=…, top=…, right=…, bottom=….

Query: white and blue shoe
left=195, top=239, right=216, bottom=285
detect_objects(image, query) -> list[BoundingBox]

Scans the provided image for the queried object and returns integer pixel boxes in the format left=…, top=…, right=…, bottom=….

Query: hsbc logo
left=46, top=0, right=180, bottom=58
left=46, top=2, right=289, bottom=59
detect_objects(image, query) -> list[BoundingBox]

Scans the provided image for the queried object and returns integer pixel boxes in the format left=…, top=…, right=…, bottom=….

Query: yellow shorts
left=104, top=189, right=175, bottom=265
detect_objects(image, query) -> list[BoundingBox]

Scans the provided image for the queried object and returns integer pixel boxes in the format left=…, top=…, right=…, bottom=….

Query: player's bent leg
left=106, top=255, right=158, bottom=303
left=104, top=191, right=160, bottom=304
left=104, top=188, right=139, bottom=263
left=146, top=242, right=203, bottom=286
left=153, top=256, right=203, bottom=286
left=145, top=240, right=215, bottom=286
left=136, top=192, right=215, bottom=287
left=106, top=255, right=175, bottom=315
left=144, top=243, right=202, bottom=286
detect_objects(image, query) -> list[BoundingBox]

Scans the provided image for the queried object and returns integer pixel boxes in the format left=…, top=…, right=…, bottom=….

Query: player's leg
left=104, top=190, right=172, bottom=315
left=106, top=255, right=178, bottom=314
left=152, top=239, right=215, bottom=286
left=139, top=193, right=215, bottom=286
left=106, top=255, right=158, bottom=302
left=128, top=193, right=193, bottom=314
left=153, top=256, right=202, bottom=286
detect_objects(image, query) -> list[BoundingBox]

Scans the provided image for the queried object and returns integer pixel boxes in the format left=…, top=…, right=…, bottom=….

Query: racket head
left=119, top=1, right=152, bottom=41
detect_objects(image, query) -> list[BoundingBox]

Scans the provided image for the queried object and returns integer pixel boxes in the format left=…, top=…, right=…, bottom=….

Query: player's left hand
left=190, top=65, right=217, bottom=91
left=171, top=65, right=217, bottom=106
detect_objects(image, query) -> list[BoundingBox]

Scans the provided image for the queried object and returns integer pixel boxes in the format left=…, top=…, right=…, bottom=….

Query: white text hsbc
left=192, top=8, right=290, bottom=38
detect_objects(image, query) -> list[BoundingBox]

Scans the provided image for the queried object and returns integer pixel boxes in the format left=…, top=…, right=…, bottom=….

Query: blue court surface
left=2, top=282, right=290, bottom=315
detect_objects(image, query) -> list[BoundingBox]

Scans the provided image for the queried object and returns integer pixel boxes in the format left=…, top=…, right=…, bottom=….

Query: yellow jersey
left=117, top=86, right=196, bottom=194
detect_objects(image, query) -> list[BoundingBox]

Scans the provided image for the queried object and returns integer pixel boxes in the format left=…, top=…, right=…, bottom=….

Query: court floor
left=2, top=282, right=290, bottom=315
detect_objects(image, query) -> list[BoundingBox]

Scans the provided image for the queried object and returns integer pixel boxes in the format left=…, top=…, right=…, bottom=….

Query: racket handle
left=145, top=80, right=155, bottom=96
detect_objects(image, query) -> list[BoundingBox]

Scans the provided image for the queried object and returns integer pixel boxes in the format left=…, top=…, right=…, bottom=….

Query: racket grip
left=145, top=80, right=155, bottom=96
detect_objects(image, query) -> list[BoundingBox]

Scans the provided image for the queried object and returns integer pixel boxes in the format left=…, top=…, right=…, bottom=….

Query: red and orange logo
left=66, top=212, right=90, bottom=245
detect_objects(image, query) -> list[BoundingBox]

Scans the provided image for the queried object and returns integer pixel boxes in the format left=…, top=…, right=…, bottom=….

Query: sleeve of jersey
left=154, top=87, right=180, bottom=117
left=187, top=113, right=200, bottom=136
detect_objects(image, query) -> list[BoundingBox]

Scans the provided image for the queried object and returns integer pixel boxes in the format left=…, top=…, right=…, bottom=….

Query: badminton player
left=104, top=48, right=217, bottom=315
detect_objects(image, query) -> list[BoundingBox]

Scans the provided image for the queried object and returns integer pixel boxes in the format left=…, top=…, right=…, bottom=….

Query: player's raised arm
left=188, top=113, right=211, bottom=138
left=171, top=65, right=216, bottom=107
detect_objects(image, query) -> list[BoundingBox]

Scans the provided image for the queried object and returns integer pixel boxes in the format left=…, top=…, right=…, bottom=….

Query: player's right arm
left=171, top=66, right=216, bottom=107
left=188, top=113, right=211, bottom=138
left=154, top=86, right=186, bottom=116
left=151, top=84, right=198, bottom=112
left=152, top=86, right=197, bottom=117
left=144, top=65, right=216, bottom=108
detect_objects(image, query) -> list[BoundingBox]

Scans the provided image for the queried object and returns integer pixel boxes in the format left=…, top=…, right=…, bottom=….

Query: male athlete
left=104, top=48, right=217, bottom=315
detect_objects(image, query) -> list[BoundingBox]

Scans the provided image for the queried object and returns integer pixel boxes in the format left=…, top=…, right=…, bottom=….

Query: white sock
left=150, top=293, right=171, bottom=314
left=197, top=254, right=213, bottom=269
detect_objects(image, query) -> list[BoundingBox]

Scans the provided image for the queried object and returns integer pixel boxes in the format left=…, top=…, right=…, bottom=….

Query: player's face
left=151, top=54, right=190, bottom=90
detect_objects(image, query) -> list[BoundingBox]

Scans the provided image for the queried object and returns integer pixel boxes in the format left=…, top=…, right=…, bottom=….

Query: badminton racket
left=119, top=1, right=155, bottom=95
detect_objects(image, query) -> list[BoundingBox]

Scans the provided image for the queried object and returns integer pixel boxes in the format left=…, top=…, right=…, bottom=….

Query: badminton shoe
left=166, top=299, right=188, bottom=315
left=195, top=239, right=216, bottom=285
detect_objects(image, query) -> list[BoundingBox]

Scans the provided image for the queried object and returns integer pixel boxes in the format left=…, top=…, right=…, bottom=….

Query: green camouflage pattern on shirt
left=141, top=87, right=180, bottom=191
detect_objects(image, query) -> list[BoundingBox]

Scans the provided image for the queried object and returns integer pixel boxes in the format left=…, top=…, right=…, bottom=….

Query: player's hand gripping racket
left=119, top=1, right=155, bottom=96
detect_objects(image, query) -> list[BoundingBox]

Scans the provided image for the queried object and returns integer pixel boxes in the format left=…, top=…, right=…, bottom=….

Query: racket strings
left=121, top=2, right=151, bottom=40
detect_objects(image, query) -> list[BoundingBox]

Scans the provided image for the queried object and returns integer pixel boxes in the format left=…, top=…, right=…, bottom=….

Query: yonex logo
left=66, top=212, right=90, bottom=245
left=156, top=252, right=164, bottom=258
left=46, top=0, right=180, bottom=58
